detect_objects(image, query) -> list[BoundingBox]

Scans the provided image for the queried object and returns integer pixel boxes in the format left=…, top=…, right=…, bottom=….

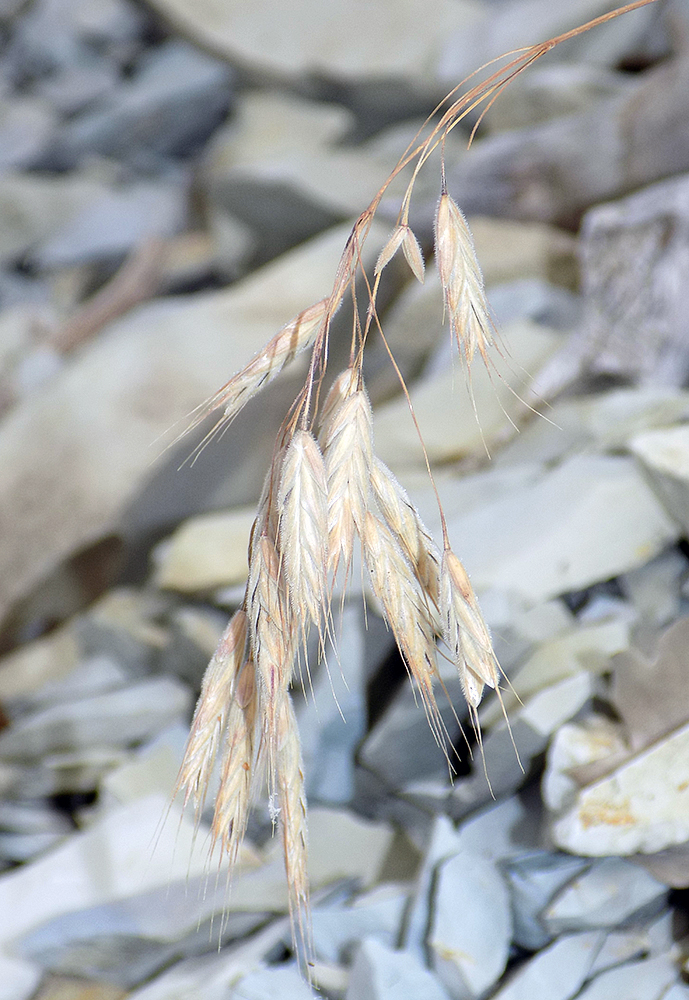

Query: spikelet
left=440, top=547, right=499, bottom=709
left=276, top=692, right=310, bottom=957
left=375, top=224, right=425, bottom=283
left=370, top=456, right=441, bottom=608
left=181, top=298, right=328, bottom=443
left=434, top=191, right=493, bottom=369
left=173, top=609, right=247, bottom=819
left=277, top=430, right=329, bottom=630
left=320, top=371, right=374, bottom=578
left=362, top=511, right=446, bottom=749
left=211, top=658, right=258, bottom=868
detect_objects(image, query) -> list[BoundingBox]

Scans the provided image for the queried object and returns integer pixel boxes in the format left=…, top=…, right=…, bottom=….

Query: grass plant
left=172, top=0, right=659, bottom=964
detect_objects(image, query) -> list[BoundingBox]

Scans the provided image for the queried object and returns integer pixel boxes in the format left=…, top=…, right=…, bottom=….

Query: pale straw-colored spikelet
left=362, top=511, right=446, bottom=749
left=321, top=372, right=374, bottom=577
left=277, top=430, right=329, bottom=629
left=211, top=658, right=258, bottom=868
left=375, top=224, right=425, bottom=284
left=182, top=298, right=328, bottom=441
left=276, top=692, right=310, bottom=955
left=174, top=609, right=247, bottom=818
left=370, top=456, right=441, bottom=608
left=440, top=547, right=499, bottom=709
left=434, top=191, right=493, bottom=368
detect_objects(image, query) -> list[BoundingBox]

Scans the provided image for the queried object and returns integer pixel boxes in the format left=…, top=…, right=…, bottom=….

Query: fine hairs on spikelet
left=170, top=1, right=654, bottom=971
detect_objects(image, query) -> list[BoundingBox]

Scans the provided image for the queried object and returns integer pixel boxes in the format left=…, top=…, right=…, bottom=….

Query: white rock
left=443, top=454, right=677, bottom=605
left=575, top=954, right=677, bottom=1000
left=543, top=858, right=667, bottom=934
left=0, top=952, right=41, bottom=1000
left=0, top=222, right=381, bottom=625
left=542, top=715, right=628, bottom=815
left=455, top=795, right=541, bottom=863
left=429, top=850, right=512, bottom=999
left=588, top=928, right=650, bottom=977
left=506, top=851, right=590, bottom=950
left=153, top=507, right=255, bottom=592
left=229, top=964, right=316, bottom=998
left=0, top=794, right=224, bottom=950
left=403, top=815, right=464, bottom=958
left=552, top=721, right=689, bottom=856
left=0, top=624, right=79, bottom=702
left=373, top=316, right=561, bottom=467
left=492, top=932, right=603, bottom=1000
left=312, top=885, right=408, bottom=964
left=144, top=0, right=480, bottom=83
left=0, top=676, right=192, bottom=759
left=347, top=938, right=450, bottom=1000
left=630, top=424, right=689, bottom=534
left=100, top=723, right=189, bottom=807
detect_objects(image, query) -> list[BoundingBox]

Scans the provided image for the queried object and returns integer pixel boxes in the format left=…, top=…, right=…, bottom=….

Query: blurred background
left=1, top=0, right=689, bottom=998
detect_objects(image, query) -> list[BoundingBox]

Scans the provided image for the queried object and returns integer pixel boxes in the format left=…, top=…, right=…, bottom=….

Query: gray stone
left=347, top=938, right=450, bottom=1000
left=429, top=850, right=512, bottom=999
left=0, top=94, right=56, bottom=171
left=47, top=40, right=233, bottom=169
left=402, top=815, right=463, bottom=959
left=36, top=59, right=120, bottom=116
left=34, top=179, right=187, bottom=270
left=505, top=852, right=590, bottom=950
left=619, top=549, right=687, bottom=627
left=312, top=884, right=408, bottom=964
left=588, top=928, right=651, bottom=977
left=577, top=173, right=689, bottom=386
left=543, top=858, right=667, bottom=934
left=631, top=424, right=689, bottom=535
left=575, top=954, right=677, bottom=1000
left=229, top=964, right=316, bottom=999
left=455, top=795, right=542, bottom=863
left=492, top=932, right=604, bottom=1000
left=0, top=676, right=192, bottom=759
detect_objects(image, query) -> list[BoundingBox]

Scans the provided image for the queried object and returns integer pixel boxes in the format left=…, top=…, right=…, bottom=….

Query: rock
left=574, top=954, right=678, bottom=1000
left=633, top=844, right=689, bottom=890
left=428, top=849, right=512, bottom=999
left=506, top=852, right=590, bottom=950
left=346, top=938, right=450, bottom=1000
left=551, top=720, right=689, bottom=856
left=455, top=794, right=542, bottom=863
left=312, top=884, right=408, bottom=964
left=0, top=94, right=57, bottom=170
left=228, top=964, right=316, bottom=999
left=152, top=508, right=255, bottom=592
left=157, top=606, right=225, bottom=685
left=203, top=92, right=383, bottom=263
left=99, top=723, right=189, bottom=807
left=0, top=623, right=79, bottom=702
left=75, top=588, right=169, bottom=677
left=444, top=54, right=689, bottom=228
left=144, top=0, right=479, bottom=83
left=588, top=928, right=651, bottom=977
left=542, top=714, right=629, bottom=815
left=123, top=918, right=291, bottom=1000
left=0, top=952, right=41, bottom=1000
left=491, top=932, right=604, bottom=1000
left=488, top=279, right=582, bottom=331
left=468, top=217, right=577, bottom=289
left=36, top=59, right=120, bottom=117
left=619, top=549, right=687, bottom=627
left=0, top=222, right=382, bottom=628
left=0, top=794, right=224, bottom=950
left=307, top=808, right=394, bottom=891
left=543, top=858, right=667, bottom=934
left=33, top=179, right=187, bottom=270
left=442, top=454, right=677, bottom=606
left=576, top=173, right=689, bottom=386
left=0, top=676, right=192, bottom=759
left=438, top=0, right=660, bottom=84
left=450, top=672, right=595, bottom=818
left=297, top=603, right=367, bottom=805
left=30, top=975, right=128, bottom=1000
left=373, top=314, right=561, bottom=467
left=631, top=424, right=689, bottom=533
left=402, top=815, right=463, bottom=958
left=45, top=40, right=233, bottom=169
left=481, top=618, right=630, bottom=728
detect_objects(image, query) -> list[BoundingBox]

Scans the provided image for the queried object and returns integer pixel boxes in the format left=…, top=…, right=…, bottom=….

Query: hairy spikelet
left=183, top=299, right=328, bottom=442
left=211, top=659, right=258, bottom=867
left=441, top=547, right=498, bottom=709
left=321, top=372, right=374, bottom=577
left=375, top=224, right=425, bottom=283
left=362, top=512, right=445, bottom=748
left=371, top=457, right=441, bottom=608
left=276, top=692, right=310, bottom=957
left=278, top=430, right=329, bottom=629
left=434, top=191, right=493, bottom=368
left=174, top=610, right=247, bottom=818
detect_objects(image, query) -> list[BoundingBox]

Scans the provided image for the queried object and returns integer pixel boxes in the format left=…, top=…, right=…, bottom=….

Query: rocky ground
left=1, top=0, right=689, bottom=997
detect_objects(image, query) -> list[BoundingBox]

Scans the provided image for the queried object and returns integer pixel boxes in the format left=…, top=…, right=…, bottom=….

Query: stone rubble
left=0, top=1, right=689, bottom=999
